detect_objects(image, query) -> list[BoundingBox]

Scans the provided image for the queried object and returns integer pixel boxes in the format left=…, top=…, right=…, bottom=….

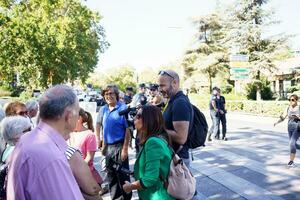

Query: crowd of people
left=0, top=69, right=299, bottom=200
left=0, top=70, right=197, bottom=200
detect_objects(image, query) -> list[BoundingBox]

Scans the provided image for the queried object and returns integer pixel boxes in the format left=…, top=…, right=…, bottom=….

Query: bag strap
left=143, top=135, right=175, bottom=187
left=0, top=143, right=7, bottom=164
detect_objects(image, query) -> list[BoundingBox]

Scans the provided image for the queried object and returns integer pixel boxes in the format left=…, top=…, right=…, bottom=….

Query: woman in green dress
left=122, top=105, right=175, bottom=200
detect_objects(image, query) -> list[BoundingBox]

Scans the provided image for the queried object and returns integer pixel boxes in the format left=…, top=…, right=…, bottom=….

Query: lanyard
left=162, top=99, right=169, bottom=113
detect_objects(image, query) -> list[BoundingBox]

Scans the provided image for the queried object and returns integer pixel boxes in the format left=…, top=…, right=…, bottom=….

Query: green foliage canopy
left=0, top=0, right=109, bottom=90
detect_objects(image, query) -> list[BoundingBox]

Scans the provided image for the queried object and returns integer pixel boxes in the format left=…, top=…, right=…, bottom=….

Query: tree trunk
left=256, top=70, right=262, bottom=101
left=256, top=86, right=262, bottom=101
left=208, top=73, right=212, bottom=93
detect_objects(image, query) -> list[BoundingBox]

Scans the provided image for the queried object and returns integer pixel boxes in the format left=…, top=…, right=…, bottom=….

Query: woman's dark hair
left=101, top=84, right=120, bottom=101
left=139, top=105, right=170, bottom=144
left=79, top=108, right=94, bottom=132
left=289, top=94, right=298, bottom=101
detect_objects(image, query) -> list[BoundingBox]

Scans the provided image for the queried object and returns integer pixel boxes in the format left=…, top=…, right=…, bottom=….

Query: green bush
left=226, top=101, right=244, bottom=111
left=19, top=90, right=34, bottom=102
left=0, top=88, right=11, bottom=97
left=190, top=98, right=288, bottom=117
left=10, top=86, right=25, bottom=97
left=245, top=78, right=274, bottom=100
left=288, top=85, right=300, bottom=93
left=220, top=84, right=233, bottom=94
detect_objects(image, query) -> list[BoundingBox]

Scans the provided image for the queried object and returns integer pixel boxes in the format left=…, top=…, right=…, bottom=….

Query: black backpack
left=186, top=104, right=208, bottom=149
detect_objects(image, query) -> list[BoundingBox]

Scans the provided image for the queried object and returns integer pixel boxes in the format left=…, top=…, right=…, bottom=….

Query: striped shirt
left=65, top=146, right=82, bottom=160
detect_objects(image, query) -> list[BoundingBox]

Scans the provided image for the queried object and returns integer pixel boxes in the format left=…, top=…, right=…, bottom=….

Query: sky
left=82, top=0, right=300, bottom=71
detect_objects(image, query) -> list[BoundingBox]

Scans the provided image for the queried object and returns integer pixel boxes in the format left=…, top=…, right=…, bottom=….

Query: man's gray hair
left=39, top=85, right=77, bottom=120
left=0, top=116, right=31, bottom=145
left=26, top=100, right=39, bottom=111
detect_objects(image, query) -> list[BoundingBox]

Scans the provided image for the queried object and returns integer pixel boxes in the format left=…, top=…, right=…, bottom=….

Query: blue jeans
left=288, top=121, right=300, bottom=154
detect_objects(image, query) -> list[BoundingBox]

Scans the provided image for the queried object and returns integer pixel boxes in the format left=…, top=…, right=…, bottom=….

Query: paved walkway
left=94, top=112, right=300, bottom=200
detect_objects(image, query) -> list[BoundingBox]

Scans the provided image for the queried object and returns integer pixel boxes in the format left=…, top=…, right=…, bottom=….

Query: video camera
left=107, top=158, right=133, bottom=176
left=119, top=102, right=165, bottom=117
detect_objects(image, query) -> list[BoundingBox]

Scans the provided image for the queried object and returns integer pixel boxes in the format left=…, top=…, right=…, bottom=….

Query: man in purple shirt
left=7, top=85, right=84, bottom=200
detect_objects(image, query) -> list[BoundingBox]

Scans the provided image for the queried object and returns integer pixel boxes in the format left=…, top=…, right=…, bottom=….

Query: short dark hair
left=101, top=84, right=120, bottom=101
left=39, top=85, right=77, bottom=120
left=149, top=84, right=158, bottom=91
left=126, top=86, right=133, bottom=91
left=139, top=83, right=146, bottom=88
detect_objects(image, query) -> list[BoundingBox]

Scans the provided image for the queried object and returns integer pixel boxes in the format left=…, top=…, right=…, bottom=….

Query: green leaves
left=183, top=0, right=290, bottom=96
left=0, top=0, right=108, bottom=91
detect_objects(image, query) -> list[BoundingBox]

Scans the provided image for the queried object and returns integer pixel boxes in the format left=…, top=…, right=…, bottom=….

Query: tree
left=0, top=0, right=109, bottom=92
left=183, top=12, right=229, bottom=92
left=137, top=68, right=157, bottom=84
left=228, top=0, right=290, bottom=100
left=104, top=66, right=137, bottom=92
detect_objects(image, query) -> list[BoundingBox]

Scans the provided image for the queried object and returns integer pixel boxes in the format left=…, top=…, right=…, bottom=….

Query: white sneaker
left=287, top=161, right=296, bottom=168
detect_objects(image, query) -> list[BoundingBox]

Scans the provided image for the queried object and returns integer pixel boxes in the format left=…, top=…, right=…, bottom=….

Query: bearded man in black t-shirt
left=157, top=70, right=193, bottom=167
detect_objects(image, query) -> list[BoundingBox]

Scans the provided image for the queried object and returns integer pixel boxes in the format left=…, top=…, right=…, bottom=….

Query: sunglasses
left=289, top=98, right=296, bottom=102
left=158, top=70, right=174, bottom=79
left=17, top=111, right=28, bottom=116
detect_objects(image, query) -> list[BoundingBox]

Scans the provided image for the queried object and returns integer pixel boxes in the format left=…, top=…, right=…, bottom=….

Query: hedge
left=190, top=97, right=288, bottom=117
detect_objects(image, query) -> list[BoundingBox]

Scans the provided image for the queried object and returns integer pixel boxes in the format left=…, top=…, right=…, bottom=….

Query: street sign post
left=230, top=54, right=250, bottom=94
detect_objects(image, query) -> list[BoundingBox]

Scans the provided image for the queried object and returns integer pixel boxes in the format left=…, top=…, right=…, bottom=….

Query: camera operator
left=131, top=83, right=147, bottom=108
left=124, top=87, right=134, bottom=105
left=96, top=85, right=132, bottom=200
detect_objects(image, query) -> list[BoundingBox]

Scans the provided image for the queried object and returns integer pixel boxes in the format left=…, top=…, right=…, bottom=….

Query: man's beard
left=165, top=86, right=174, bottom=98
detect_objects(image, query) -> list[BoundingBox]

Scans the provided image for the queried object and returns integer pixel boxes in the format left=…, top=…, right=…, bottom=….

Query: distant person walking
left=208, top=87, right=220, bottom=141
left=274, top=94, right=300, bottom=168
left=215, top=88, right=227, bottom=141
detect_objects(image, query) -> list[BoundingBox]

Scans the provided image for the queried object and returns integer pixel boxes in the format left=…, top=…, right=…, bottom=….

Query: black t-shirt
left=216, top=96, right=226, bottom=111
left=163, top=91, right=192, bottom=159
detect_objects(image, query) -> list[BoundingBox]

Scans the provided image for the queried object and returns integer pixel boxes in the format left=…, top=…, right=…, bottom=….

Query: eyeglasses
left=104, top=92, right=115, bottom=97
left=289, top=98, right=296, bottom=102
left=158, top=70, right=174, bottom=79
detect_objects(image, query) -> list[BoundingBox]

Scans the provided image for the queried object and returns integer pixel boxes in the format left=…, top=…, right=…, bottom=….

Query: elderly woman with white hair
left=0, top=116, right=31, bottom=163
